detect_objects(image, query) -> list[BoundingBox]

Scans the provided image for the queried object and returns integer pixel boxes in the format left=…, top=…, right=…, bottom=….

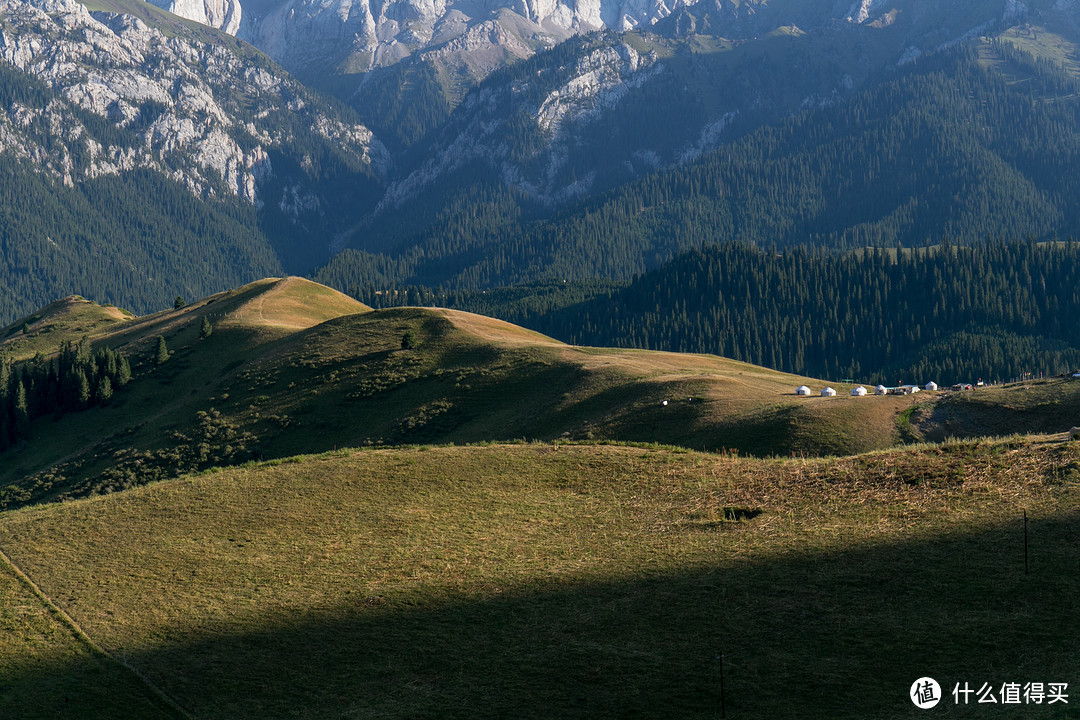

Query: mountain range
left=7, top=2, right=1080, bottom=716
left=4, top=0, right=1080, bottom=367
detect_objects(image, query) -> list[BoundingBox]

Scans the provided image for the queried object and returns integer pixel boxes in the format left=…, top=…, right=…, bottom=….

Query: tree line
left=356, top=240, right=1080, bottom=386
left=0, top=340, right=131, bottom=450
left=531, top=240, right=1080, bottom=385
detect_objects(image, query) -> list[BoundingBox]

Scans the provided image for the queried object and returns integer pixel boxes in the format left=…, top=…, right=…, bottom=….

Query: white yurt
left=821, top=387, right=837, bottom=397
left=851, top=386, right=868, bottom=396
left=925, top=381, right=938, bottom=391
left=875, top=385, right=888, bottom=395
left=796, top=385, right=812, bottom=396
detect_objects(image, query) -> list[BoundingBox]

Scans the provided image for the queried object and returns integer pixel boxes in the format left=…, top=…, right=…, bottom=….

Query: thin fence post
left=1024, top=509, right=1029, bottom=576
left=719, top=651, right=726, bottom=718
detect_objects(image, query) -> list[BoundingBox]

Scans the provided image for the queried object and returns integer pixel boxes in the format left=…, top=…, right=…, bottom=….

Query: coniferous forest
left=318, top=44, right=1080, bottom=291
left=361, top=240, right=1080, bottom=386
left=0, top=339, right=131, bottom=450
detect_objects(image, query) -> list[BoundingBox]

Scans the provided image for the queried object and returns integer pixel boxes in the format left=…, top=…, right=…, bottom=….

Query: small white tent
left=874, top=385, right=887, bottom=395
left=821, top=387, right=837, bottom=397
left=851, top=386, right=867, bottom=396
left=796, top=385, right=812, bottom=396
left=925, top=381, right=938, bottom=391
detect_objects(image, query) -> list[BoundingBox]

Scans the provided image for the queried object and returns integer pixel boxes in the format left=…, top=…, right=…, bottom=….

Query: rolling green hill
left=2, top=277, right=932, bottom=508
left=2, top=438, right=1078, bottom=718
left=6, top=277, right=1080, bottom=512
left=3, top=278, right=1080, bottom=717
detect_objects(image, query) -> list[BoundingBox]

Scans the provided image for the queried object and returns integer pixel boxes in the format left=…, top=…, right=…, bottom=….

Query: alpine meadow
left=2, top=0, right=1080, bottom=717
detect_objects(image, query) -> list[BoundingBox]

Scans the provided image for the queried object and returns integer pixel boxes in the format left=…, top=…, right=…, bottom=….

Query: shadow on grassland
left=5, top=515, right=1080, bottom=720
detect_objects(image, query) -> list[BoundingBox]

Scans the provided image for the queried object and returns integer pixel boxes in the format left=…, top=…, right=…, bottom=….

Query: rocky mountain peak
left=0, top=0, right=384, bottom=205
left=150, top=0, right=243, bottom=34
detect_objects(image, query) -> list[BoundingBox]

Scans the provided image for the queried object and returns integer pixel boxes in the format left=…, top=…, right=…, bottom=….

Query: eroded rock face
left=371, top=39, right=661, bottom=214
left=0, top=0, right=384, bottom=205
left=147, top=0, right=243, bottom=34
left=229, top=0, right=693, bottom=75
left=140, top=0, right=1044, bottom=109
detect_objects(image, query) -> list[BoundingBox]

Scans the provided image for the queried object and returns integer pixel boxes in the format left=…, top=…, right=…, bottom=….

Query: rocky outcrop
left=147, top=0, right=243, bottom=35
left=373, top=40, right=660, bottom=212
left=233, top=0, right=692, bottom=76
left=0, top=0, right=384, bottom=205
left=535, top=43, right=658, bottom=134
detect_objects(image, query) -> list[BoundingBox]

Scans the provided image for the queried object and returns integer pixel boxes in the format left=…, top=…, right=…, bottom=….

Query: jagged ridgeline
left=0, top=0, right=386, bottom=325
left=319, top=43, right=1080, bottom=289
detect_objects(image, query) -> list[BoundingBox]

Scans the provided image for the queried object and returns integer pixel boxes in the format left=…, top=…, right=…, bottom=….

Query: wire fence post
left=718, top=651, right=726, bottom=718
left=1024, top=509, right=1029, bottom=576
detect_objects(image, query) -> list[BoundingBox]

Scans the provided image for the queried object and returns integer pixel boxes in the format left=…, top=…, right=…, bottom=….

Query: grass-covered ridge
left=5, top=277, right=1080, bottom=509
left=1, top=438, right=1078, bottom=718
left=0, top=277, right=919, bottom=507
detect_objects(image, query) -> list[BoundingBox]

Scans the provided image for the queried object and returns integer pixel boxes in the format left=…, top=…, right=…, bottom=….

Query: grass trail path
left=0, top=545, right=194, bottom=720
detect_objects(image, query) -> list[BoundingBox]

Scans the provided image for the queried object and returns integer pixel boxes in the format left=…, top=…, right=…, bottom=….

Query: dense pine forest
left=358, top=241, right=1080, bottom=386
left=0, top=339, right=130, bottom=450
left=540, top=241, right=1080, bottom=385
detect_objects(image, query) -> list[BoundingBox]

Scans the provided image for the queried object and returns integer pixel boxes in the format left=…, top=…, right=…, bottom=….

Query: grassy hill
left=4, top=278, right=1080, bottom=716
left=1, top=278, right=932, bottom=508
left=911, top=378, right=1080, bottom=442
left=1, top=439, right=1078, bottom=718
left=6, top=277, right=1080, bottom=510
left=0, top=296, right=135, bottom=360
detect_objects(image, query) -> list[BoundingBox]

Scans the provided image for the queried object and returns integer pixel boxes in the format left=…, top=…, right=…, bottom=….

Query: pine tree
left=199, top=316, right=213, bottom=339
left=116, top=357, right=132, bottom=387
left=13, top=381, right=29, bottom=440
left=174, top=296, right=187, bottom=310
left=96, top=376, right=113, bottom=405
left=155, top=336, right=171, bottom=365
left=75, top=369, right=91, bottom=409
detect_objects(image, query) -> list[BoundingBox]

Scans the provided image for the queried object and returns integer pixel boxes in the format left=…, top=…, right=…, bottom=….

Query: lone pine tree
left=155, top=336, right=171, bottom=365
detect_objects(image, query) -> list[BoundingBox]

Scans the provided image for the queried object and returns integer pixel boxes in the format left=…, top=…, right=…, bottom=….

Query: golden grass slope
left=1, top=277, right=370, bottom=360
left=0, top=550, right=178, bottom=719
left=6, top=277, right=1079, bottom=509
left=0, top=297, right=133, bottom=361
left=2, top=439, right=1079, bottom=718
left=216, top=276, right=370, bottom=332
left=434, top=306, right=916, bottom=455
